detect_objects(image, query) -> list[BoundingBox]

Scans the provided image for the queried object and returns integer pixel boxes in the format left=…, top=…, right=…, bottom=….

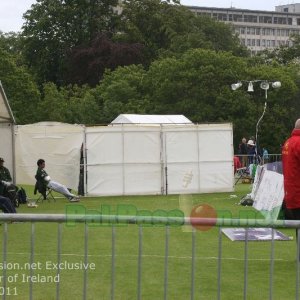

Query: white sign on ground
left=222, top=228, right=291, bottom=241
left=252, top=169, right=284, bottom=220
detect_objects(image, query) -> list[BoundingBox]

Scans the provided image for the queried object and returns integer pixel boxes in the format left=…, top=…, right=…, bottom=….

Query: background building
left=187, top=4, right=300, bottom=54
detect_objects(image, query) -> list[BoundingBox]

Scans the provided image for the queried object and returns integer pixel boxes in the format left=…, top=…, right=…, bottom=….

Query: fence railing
left=0, top=214, right=299, bottom=300
left=235, top=153, right=282, bottom=169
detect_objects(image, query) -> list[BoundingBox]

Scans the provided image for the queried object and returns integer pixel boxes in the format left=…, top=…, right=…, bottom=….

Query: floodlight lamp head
left=231, top=82, right=242, bottom=91
left=272, top=81, right=281, bottom=89
left=260, top=81, right=269, bottom=90
left=247, top=81, right=254, bottom=92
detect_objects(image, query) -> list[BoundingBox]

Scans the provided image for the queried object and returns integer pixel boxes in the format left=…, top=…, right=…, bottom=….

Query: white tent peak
left=110, top=114, right=192, bottom=125
left=0, top=81, right=15, bottom=124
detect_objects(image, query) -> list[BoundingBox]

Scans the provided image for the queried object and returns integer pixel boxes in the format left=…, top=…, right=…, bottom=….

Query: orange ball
left=190, top=204, right=217, bottom=231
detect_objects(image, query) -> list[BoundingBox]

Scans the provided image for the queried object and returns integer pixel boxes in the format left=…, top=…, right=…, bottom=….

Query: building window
left=233, top=14, right=243, bottom=22
left=247, top=27, right=251, bottom=34
left=218, top=13, right=227, bottom=21
left=256, top=28, right=260, bottom=35
left=259, top=16, right=272, bottom=24
left=240, top=27, right=245, bottom=34
left=247, top=39, right=251, bottom=46
left=256, top=39, right=260, bottom=46
left=284, top=8, right=288, bottom=12
left=244, top=15, right=258, bottom=23
left=262, top=39, right=266, bottom=47
left=274, top=17, right=287, bottom=24
left=252, top=39, right=256, bottom=46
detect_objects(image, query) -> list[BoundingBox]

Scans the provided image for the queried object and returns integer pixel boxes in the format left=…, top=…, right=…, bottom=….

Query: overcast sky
left=0, top=0, right=289, bottom=33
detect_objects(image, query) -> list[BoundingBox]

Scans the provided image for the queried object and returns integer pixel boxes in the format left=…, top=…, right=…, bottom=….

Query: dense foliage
left=0, top=0, right=299, bottom=153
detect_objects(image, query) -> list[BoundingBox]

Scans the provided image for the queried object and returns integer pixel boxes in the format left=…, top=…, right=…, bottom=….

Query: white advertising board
left=253, top=170, right=284, bottom=220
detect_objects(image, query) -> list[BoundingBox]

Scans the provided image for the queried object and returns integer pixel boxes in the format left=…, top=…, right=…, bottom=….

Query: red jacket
left=233, top=156, right=241, bottom=173
left=282, top=129, right=300, bottom=209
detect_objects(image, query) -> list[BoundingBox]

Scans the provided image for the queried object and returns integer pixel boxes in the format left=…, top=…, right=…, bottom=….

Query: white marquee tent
left=111, top=114, right=192, bottom=124
left=0, top=82, right=16, bottom=181
left=12, top=116, right=234, bottom=196
left=86, top=122, right=234, bottom=196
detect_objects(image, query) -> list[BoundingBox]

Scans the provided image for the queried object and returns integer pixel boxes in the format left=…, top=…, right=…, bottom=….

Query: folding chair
left=234, top=167, right=250, bottom=185
left=34, top=179, right=56, bottom=203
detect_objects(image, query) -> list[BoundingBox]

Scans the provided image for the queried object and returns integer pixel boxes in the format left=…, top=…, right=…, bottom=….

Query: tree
left=118, top=0, right=247, bottom=64
left=66, top=33, right=144, bottom=86
left=21, top=0, right=119, bottom=85
left=0, top=48, right=40, bottom=124
left=95, top=64, right=147, bottom=123
left=37, top=83, right=101, bottom=124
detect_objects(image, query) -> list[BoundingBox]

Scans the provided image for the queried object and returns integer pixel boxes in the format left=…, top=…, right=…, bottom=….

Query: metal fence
left=0, top=214, right=299, bottom=300
left=235, top=154, right=282, bottom=169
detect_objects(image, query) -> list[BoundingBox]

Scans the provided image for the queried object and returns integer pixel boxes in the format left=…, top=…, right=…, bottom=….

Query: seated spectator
left=0, top=157, right=12, bottom=196
left=36, top=159, right=80, bottom=202
left=0, top=195, right=16, bottom=213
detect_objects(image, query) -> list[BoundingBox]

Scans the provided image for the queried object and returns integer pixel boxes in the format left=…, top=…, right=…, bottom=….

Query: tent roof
left=111, top=114, right=192, bottom=124
left=0, top=81, right=15, bottom=124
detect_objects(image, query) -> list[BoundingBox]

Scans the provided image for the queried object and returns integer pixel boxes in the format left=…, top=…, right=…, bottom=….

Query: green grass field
left=0, top=184, right=298, bottom=300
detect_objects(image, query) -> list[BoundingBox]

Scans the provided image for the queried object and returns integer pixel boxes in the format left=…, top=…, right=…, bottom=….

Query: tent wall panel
left=124, top=132, right=161, bottom=163
left=124, top=164, right=162, bottom=195
left=0, top=123, right=14, bottom=180
left=86, top=123, right=233, bottom=196
left=164, top=163, right=200, bottom=194
left=198, top=130, right=232, bottom=161
left=87, top=165, right=124, bottom=196
left=86, top=126, right=162, bottom=195
left=15, top=122, right=84, bottom=190
left=87, top=130, right=123, bottom=164
left=198, top=162, right=234, bottom=193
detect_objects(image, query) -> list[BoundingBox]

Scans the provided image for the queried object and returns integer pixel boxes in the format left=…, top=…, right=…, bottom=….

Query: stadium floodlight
left=247, top=81, right=254, bottom=92
left=260, top=81, right=270, bottom=90
left=272, top=81, right=281, bottom=89
left=231, top=82, right=242, bottom=91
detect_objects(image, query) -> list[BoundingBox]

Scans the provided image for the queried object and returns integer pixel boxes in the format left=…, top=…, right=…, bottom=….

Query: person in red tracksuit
left=282, top=119, right=300, bottom=221
left=281, top=117, right=300, bottom=258
left=282, top=119, right=300, bottom=259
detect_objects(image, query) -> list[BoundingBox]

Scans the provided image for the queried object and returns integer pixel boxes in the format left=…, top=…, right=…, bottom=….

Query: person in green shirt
left=0, top=157, right=12, bottom=182
left=35, top=159, right=79, bottom=202
left=0, top=158, right=12, bottom=196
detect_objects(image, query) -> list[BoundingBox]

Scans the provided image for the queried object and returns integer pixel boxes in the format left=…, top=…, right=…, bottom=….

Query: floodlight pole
left=231, top=80, right=281, bottom=163
left=255, top=101, right=267, bottom=158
